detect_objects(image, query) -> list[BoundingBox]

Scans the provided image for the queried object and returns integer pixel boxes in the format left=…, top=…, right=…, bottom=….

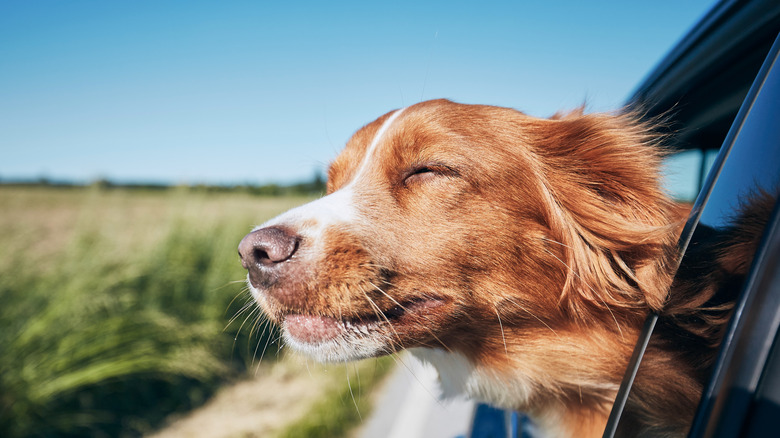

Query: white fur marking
left=257, top=187, right=356, bottom=237
left=346, top=107, right=407, bottom=189
left=411, top=348, right=535, bottom=408
left=256, top=107, right=407, bottom=237
left=387, top=358, right=438, bottom=438
left=250, top=107, right=409, bottom=361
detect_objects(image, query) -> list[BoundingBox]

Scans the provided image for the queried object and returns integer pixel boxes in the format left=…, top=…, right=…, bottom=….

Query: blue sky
left=1, top=0, right=715, bottom=185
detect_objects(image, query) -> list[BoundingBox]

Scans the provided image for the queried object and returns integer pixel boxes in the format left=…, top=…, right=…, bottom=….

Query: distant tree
left=91, top=178, right=113, bottom=190
left=312, top=171, right=325, bottom=192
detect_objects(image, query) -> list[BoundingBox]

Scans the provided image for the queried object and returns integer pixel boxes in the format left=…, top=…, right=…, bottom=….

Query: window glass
left=662, top=149, right=705, bottom=202
left=617, top=41, right=780, bottom=438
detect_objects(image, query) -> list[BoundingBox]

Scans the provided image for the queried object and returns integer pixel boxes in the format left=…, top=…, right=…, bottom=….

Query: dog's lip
left=282, top=297, right=446, bottom=345
left=284, top=314, right=344, bottom=343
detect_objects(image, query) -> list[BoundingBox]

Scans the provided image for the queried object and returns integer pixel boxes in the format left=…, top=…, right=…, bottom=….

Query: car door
left=606, top=32, right=780, bottom=438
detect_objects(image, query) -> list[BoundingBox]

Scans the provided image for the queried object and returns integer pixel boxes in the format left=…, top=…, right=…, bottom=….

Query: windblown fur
left=238, top=100, right=773, bottom=437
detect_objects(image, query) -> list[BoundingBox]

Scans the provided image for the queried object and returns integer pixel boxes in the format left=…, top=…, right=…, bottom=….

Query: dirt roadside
left=148, top=357, right=338, bottom=438
left=148, top=354, right=394, bottom=438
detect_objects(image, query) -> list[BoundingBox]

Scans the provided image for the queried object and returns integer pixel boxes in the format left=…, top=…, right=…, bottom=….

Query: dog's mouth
left=281, top=297, right=447, bottom=346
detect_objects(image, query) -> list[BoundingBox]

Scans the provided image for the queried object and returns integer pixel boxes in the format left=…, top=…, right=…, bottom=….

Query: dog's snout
left=238, top=227, right=299, bottom=270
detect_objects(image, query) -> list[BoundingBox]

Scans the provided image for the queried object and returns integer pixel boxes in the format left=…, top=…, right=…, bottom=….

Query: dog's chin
left=247, top=279, right=449, bottom=362
left=280, top=315, right=389, bottom=362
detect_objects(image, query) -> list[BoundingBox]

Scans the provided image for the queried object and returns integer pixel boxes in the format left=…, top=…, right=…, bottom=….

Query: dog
left=237, top=99, right=759, bottom=437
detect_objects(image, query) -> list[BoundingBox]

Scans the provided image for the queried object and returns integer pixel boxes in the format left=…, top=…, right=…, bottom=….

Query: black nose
left=238, top=227, right=299, bottom=270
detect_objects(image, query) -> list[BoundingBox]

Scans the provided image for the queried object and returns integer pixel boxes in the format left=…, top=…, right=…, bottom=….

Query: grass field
left=0, top=186, right=392, bottom=437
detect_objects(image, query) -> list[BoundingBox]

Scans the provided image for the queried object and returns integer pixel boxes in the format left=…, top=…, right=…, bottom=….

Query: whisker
left=541, top=236, right=574, bottom=250
left=503, top=296, right=560, bottom=339
left=224, top=300, right=255, bottom=331
left=367, top=280, right=403, bottom=308
left=359, top=288, right=403, bottom=348
left=231, top=305, right=261, bottom=354
left=367, top=281, right=453, bottom=353
left=354, top=362, right=362, bottom=399
left=494, top=306, right=509, bottom=355
left=304, top=357, right=313, bottom=378
left=345, top=361, right=362, bottom=420
left=396, top=354, right=446, bottom=408
left=542, top=247, right=624, bottom=339
left=223, top=286, right=251, bottom=317
left=249, top=311, right=267, bottom=367
left=223, top=279, right=253, bottom=286
left=211, top=279, right=251, bottom=296
left=254, top=319, right=276, bottom=365
left=245, top=305, right=263, bottom=336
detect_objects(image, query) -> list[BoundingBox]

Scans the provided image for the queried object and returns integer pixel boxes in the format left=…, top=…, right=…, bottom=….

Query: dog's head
left=238, top=99, right=680, bottom=368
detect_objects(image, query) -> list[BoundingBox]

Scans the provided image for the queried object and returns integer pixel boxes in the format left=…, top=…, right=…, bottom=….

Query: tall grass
left=0, top=187, right=312, bottom=437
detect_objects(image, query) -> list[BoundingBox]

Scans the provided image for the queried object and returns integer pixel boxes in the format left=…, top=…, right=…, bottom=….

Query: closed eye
left=403, top=164, right=457, bottom=186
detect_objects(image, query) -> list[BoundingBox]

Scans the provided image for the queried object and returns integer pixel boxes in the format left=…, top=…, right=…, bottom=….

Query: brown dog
left=238, top=99, right=744, bottom=437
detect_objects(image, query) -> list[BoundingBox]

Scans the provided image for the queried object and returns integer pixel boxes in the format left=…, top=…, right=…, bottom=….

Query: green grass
left=0, top=186, right=315, bottom=437
left=276, top=357, right=395, bottom=438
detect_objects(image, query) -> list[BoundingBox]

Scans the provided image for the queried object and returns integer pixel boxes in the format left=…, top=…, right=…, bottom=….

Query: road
left=359, top=355, right=476, bottom=438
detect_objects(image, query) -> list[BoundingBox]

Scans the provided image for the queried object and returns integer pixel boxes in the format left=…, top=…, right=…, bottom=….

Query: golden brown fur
left=239, top=100, right=771, bottom=437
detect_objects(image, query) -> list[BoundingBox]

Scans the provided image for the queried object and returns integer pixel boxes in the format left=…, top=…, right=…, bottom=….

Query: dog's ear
left=534, top=112, right=684, bottom=322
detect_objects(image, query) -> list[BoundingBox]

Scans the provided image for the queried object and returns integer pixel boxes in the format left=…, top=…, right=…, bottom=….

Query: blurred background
left=0, top=1, right=714, bottom=437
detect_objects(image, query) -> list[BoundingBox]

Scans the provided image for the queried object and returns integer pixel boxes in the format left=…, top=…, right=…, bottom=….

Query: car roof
left=628, top=0, right=780, bottom=151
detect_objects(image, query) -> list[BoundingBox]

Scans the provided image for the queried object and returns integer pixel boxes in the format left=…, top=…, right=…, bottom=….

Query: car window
left=662, top=149, right=719, bottom=203
left=613, top=34, right=780, bottom=437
